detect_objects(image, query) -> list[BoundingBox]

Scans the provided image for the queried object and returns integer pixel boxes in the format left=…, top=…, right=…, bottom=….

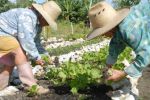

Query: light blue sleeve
left=124, top=48, right=150, bottom=78
left=17, top=13, right=41, bottom=60
left=139, top=0, right=149, bottom=3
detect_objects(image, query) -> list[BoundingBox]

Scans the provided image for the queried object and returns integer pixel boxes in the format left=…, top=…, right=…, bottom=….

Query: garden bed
left=3, top=77, right=112, bottom=100
left=1, top=37, right=150, bottom=100
left=2, top=69, right=150, bottom=100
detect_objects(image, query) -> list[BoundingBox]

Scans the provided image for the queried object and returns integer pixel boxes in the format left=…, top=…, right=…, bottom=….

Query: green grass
left=41, top=20, right=91, bottom=40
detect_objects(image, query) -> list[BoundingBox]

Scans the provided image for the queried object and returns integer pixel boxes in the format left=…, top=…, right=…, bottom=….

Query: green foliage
left=16, top=0, right=33, bottom=8
left=27, top=85, right=38, bottom=97
left=0, top=0, right=15, bottom=13
left=53, top=0, right=100, bottom=23
left=46, top=62, right=102, bottom=94
left=41, top=21, right=91, bottom=40
left=41, top=54, right=52, bottom=65
left=0, top=0, right=34, bottom=13
left=64, top=32, right=85, bottom=41
left=113, top=47, right=132, bottom=70
left=46, top=46, right=133, bottom=94
left=113, top=0, right=140, bottom=8
left=31, top=54, right=51, bottom=66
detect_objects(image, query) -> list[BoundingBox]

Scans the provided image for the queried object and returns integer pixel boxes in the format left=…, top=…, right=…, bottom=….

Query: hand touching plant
left=36, top=59, right=45, bottom=65
left=41, top=54, right=52, bottom=65
left=102, top=64, right=127, bottom=82
left=107, top=69, right=127, bottom=81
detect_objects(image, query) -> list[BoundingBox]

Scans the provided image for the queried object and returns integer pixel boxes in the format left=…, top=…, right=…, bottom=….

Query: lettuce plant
left=46, top=46, right=133, bottom=94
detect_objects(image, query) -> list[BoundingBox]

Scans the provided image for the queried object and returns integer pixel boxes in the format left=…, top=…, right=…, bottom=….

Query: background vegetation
left=113, top=0, right=140, bottom=8
left=1, top=0, right=141, bottom=21
left=0, top=0, right=141, bottom=39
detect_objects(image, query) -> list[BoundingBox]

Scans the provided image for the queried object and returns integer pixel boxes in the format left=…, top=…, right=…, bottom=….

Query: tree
left=113, top=0, right=140, bottom=8
left=0, top=0, right=15, bottom=13
left=0, top=0, right=35, bottom=13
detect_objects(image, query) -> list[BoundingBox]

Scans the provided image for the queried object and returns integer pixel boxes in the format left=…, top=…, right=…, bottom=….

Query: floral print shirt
left=0, top=8, right=44, bottom=60
left=106, top=1, right=150, bottom=78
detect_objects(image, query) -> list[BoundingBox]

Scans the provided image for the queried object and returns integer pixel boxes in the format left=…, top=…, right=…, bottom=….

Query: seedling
left=27, top=85, right=38, bottom=97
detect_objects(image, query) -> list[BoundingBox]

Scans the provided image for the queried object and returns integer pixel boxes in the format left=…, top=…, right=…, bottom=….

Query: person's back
left=0, top=1, right=61, bottom=94
left=0, top=8, right=37, bottom=37
left=119, top=1, right=150, bottom=51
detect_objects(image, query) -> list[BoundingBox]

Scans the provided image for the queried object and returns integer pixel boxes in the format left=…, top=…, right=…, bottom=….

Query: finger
left=107, top=76, right=114, bottom=81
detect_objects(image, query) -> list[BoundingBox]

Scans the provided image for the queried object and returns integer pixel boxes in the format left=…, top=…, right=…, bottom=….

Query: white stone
left=0, top=86, right=19, bottom=96
left=32, top=65, right=44, bottom=76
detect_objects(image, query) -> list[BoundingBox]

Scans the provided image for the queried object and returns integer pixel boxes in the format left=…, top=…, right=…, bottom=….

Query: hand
left=36, top=59, right=45, bottom=66
left=102, top=64, right=112, bottom=79
left=107, top=69, right=127, bottom=81
left=40, top=54, right=53, bottom=64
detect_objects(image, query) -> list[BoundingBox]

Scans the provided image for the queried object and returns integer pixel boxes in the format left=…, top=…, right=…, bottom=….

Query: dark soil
left=2, top=77, right=112, bottom=100
left=1, top=67, right=150, bottom=100
left=137, top=67, right=150, bottom=100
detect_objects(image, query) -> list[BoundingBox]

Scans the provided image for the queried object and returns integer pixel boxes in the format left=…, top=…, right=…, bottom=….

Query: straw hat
left=32, top=1, right=62, bottom=31
left=86, top=1, right=130, bottom=40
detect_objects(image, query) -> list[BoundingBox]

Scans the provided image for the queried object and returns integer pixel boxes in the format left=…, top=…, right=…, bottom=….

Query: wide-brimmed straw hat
left=86, top=1, right=130, bottom=40
left=32, top=1, right=62, bottom=31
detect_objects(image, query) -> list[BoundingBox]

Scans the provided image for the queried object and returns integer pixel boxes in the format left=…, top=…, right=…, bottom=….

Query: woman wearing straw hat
left=87, top=1, right=150, bottom=82
left=0, top=1, right=61, bottom=94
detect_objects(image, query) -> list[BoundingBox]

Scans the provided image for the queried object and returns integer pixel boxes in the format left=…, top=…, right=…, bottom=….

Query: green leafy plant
left=46, top=46, right=133, bottom=94
left=27, top=85, right=38, bottom=97
left=46, top=62, right=103, bottom=94
left=41, top=54, right=52, bottom=65
left=113, top=47, right=133, bottom=70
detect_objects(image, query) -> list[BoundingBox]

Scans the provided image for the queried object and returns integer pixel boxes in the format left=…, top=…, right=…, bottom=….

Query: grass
left=41, top=20, right=91, bottom=40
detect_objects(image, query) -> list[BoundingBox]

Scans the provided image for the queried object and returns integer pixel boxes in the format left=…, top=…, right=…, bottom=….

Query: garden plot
left=1, top=37, right=144, bottom=100
left=44, top=37, right=85, bottom=49
left=50, top=39, right=110, bottom=64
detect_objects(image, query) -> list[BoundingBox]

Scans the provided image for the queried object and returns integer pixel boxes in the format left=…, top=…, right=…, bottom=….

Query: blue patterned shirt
left=106, top=1, right=150, bottom=78
left=0, top=8, right=45, bottom=60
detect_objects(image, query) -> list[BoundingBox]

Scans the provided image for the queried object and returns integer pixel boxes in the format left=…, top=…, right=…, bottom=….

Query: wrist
left=106, top=64, right=112, bottom=68
left=35, top=56, right=41, bottom=61
left=122, top=70, right=127, bottom=78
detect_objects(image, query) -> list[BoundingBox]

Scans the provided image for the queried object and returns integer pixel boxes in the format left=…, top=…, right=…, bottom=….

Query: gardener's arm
left=106, top=31, right=126, bottom=67
left=17, top=13, right=41, bottom=61
left=106, top=32, right=127, bottom=81
left=124, top=49, right=150, bottom=78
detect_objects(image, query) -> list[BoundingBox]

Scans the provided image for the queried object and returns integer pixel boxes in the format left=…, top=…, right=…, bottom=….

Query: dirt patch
left=138, top=66, right=150, bottom=100
left=2, top=77, right=112, bottom=100
left=1, top=67, right=150, bottom=100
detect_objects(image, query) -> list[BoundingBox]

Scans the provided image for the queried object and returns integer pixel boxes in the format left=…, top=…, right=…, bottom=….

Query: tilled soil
left=1, top=67, right=150, bottom=100
left=1, top=78, right=112, bottom=100
left=138, top=67, right=150, bottom=100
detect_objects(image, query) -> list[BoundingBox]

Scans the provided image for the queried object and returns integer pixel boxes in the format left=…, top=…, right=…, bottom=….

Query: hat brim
left=86, top=8, right=130, bottom=40
left=32, top=3, right=57, bottom=30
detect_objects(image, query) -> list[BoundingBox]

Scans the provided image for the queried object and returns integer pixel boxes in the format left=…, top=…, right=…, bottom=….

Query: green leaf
left=27, top=85, right=38, bottom=97
left=71, top=87, right=78, bottom=94
left=58, top=71, right=66, bottom=79
left=90, top=69, right=100, bottom=79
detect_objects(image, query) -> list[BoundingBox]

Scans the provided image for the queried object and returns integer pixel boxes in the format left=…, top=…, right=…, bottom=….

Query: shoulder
left=16, top=8, right=38, bottom=23
left=19, top=8, right=37, bottom=18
